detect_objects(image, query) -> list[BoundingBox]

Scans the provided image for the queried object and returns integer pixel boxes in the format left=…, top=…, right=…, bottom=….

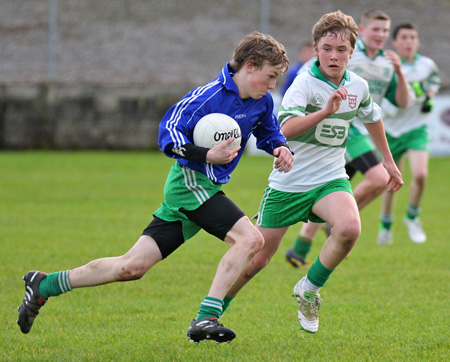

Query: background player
left=377, top=22, right=441, bottom=244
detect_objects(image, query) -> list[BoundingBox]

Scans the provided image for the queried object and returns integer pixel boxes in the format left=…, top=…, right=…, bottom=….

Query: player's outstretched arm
left=364, top=120, right=404, bottom=192
left=384, top=50, right=410, bottom=108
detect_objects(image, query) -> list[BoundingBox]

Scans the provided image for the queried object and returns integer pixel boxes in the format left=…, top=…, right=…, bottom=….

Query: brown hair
left=312, top=10, right=359, bottom=49
left=360, top=9, right=390, bottom=27
left=230, top=31, right=289, bottom=74
left=392, top=22, right=419, bottom=40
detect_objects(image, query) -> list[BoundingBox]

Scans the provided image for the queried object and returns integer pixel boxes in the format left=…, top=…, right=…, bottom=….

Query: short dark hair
left=392, top=22, right=419, bottom=40
left=360, top=9, right=390, bottom=26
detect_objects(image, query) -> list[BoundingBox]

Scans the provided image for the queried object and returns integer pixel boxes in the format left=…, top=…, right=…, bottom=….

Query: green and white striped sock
left=195, top=296, right=223, bottom=321
left=38, top=270, right=73, bottom=299
left=380, top=213, right=393, bottom=231
left=406, top=204, right=420, bottom=220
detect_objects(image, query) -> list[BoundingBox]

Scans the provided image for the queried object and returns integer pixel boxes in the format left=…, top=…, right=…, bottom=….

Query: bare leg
left=408, top=150, right=428, bottom=207
left=352, top=163, right=389, bottom=210
left=206, top=216, right=264, bottom=300
left=299, top=221, right=322, bottom=239
left=312, top=191, right=360, bottom=269
left=225, top=225, right=289, bottom=297
left=69, top=235, right=163, bottom=288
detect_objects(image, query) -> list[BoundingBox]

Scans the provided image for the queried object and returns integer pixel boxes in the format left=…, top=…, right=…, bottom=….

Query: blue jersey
left=159, top=63, right=287, bottom=184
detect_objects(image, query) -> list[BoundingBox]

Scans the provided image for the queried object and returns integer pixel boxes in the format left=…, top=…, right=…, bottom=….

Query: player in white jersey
left=377, top=23, right=441, bottom=244
left=219, top=11, right=403, bottom=334
left=285, top=9, right=412, bottom=268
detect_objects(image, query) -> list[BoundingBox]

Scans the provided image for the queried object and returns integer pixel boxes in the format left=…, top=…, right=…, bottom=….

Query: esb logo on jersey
left=315, top=119, right=349, bottom=146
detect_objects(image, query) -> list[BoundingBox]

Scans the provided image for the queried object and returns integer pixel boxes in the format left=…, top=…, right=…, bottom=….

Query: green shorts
left=345, top=133, right=376, bottom=163
left=153, top=162, right=223, bottom=240
left=256, top=178, right=353, bottom=228
left=386, top=126, right=429, bottom=162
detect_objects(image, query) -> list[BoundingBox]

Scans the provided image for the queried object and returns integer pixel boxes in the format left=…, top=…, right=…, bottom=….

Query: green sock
left=294, top=236, right=312, bottom=258
left=406, top=204, right=420, bottom=220
left=221, top=296, right=235, bottom=316
left=38, top=270, right=73, bottom=299
left=380, top=213, right=393, bottom=231
left=196, top=296, right=223, bottom=321
left=307, top=257, right=334, bottom=288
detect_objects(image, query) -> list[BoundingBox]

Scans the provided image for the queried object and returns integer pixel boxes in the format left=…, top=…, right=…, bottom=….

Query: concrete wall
left=1, top=0, right=449, bottom=150
left=0, top=83, right=192, bottom=149
left=1, top=0, right=449, bottom=86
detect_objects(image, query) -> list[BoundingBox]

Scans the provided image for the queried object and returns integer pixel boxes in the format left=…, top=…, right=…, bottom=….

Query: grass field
left=1, top=151, right=449, bottom=361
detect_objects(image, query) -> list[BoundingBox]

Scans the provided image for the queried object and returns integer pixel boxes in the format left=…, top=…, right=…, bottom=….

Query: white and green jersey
left=346, top=38, right=399, bottom=137
left=270, top=61, right=381, bottom=193
left=348, top=39, right=399, bottom=106
left=381, top=54, right=440, bottom=137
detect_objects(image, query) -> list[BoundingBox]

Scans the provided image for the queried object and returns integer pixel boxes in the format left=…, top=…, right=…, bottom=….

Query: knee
left=373, top=173, right=389, bottom=192
left=115, top=256, right=148, bottom=281
left=234, top=228, right=265, bottom=259
left=332, top=220, right=360, bottom=250
left=367, top=167, right=390, bottom=192
left=241, top=251, right=271, bottom=281
left=414, top=172, right=427, bottom=187
left=247, top=229, right=265, bottom=256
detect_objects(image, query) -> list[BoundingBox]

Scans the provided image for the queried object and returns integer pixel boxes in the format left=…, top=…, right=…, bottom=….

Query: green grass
left=1, top=151, right=449, bottom=361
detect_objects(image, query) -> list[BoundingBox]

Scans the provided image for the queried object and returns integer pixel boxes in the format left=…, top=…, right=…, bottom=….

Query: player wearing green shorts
left=221, top=11, right=403, bottom=334
left=377, top=22, right=441, bottom=244
left=286, top=9, right=412, bottom=268
left=16, top=32, right=294, bottom=343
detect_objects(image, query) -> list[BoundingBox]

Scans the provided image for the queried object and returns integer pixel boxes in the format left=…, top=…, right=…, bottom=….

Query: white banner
left=428, top=94, right=450, bottom=156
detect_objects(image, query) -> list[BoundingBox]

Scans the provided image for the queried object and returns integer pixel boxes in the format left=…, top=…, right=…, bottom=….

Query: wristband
left=172, top=143, right=209, bottom=163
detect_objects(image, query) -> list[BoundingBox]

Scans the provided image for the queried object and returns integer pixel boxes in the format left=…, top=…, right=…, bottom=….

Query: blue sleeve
left=158, top=91, right=206, bottom=158
left=252, top=97, right=288, bottom=155
left=280, top=63, right=302, bottom=95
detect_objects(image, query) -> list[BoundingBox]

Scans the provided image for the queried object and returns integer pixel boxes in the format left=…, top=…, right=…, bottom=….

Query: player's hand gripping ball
left=193, top=113, right=241, bottom=149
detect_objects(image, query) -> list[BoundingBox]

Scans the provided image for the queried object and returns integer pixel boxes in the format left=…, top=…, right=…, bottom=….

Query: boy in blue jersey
left=220, top=11, right=403, bottom=334
left=17, top=32, right=293, bottom=343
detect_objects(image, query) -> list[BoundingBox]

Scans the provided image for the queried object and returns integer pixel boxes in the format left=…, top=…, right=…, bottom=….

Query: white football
left=193, top=113, right=242, bottom=149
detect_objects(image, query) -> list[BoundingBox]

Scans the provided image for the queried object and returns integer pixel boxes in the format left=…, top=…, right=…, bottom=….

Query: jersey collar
left=356, top=38, right=384, bottom=59
left=220, top=63, right=240, bottom=94
left=308, top=60, right=349, bottom=89
left=401, top=53, right=420, bottom=65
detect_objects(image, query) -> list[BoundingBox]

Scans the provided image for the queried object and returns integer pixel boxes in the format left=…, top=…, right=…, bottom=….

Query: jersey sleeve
left=158, top=92, right=205, bottom=158
left=424, top=59, right=441, bottom=94
left=356, top=80, right=382, bottom=124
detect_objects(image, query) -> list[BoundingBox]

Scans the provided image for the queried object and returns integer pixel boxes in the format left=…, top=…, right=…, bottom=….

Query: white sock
left=301, top=276, right=320, bottom=293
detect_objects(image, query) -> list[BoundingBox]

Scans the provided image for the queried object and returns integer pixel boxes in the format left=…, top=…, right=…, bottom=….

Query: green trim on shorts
left=257, top=178, right=353, bottom=228
left=386, top=125, right=429, bottom=162
left=153, top=162, right=222, bottom=241
left=345, top=133, right=375, bottom=162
